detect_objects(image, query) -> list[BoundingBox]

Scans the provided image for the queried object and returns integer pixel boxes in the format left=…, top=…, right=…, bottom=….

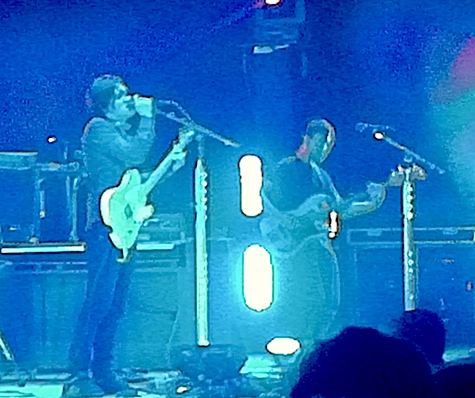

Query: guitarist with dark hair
left=63, top=75, right=189, bottom=398
left=259, top=118, right=386, bottom=351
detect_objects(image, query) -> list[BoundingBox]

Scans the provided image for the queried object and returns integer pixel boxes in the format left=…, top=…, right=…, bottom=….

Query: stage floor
left=0, top=353, right=292, bottom=397
left=0, top=347, right=473, bottom=398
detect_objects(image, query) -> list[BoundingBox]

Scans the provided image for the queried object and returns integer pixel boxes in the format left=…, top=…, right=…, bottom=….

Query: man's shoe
left=62, top=376, right=105, bottom=397
left=94, top=372, right=138, bottom=397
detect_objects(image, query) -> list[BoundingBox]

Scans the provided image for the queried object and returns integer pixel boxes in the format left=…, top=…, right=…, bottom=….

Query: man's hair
left=304, top=118, right=336, bottom=164
left=86, top=74, right=126, bottom=116
left=305, top=118, right=335, bottom=139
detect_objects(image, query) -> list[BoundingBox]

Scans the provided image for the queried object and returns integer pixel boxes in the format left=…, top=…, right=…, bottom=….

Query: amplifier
left=347, top=227, right=475, bottom=246
left=345, top=226, right=475, bottom=345
left=0, top=151, right=38, bottom=170
left=138, top=213, right=186, bottom=243
left=0, top=152, right=39, bottom=243
left=134, top=213, right=189, bottom=268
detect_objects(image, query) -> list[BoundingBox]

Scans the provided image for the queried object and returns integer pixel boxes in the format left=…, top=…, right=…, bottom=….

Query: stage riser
left=5, top=241, right=471, bottom=369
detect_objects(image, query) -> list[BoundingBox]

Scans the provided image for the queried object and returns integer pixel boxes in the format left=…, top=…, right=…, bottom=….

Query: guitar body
left=100, top=168, right=153, bottom=262
left=99, top=128, right=195, bottom=262
left=259, top=193, right=335, bottom=255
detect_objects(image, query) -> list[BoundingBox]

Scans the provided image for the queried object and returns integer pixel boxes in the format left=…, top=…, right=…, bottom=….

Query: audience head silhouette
left=392, top=308, right=446, bottom=367
left=291, top=326, right=435, bottom=398
left=435, top=363, right=475, bottom=398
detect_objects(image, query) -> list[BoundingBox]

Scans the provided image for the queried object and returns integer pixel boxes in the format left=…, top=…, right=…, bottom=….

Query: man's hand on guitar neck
left=337, top=181, right=387, bottom=219
left=178, top=125, right=195, bottom=140
left=171, top=149, right=187, bottom=172
left=366, top=181, right=387, bottom=204
left=171, top=126, right=194, bottom=172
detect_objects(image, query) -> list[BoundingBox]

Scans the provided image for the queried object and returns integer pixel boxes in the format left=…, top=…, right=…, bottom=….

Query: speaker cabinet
left=0, top=260, right=87, bottom=369
left=348, top=228, right=475, bottom=345
left=115, top=258, right=195, bottom=370
left=0, top=242, right=195, bottom=371
left=418, top=246, right=475, bottom=345
left=350, top=245, right=404, bottom=331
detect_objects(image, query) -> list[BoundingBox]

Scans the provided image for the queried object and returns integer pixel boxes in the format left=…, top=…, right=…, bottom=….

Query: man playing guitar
left=63, top=74, right=188, bottom=398
left=259, top=118, right=386, bottom=350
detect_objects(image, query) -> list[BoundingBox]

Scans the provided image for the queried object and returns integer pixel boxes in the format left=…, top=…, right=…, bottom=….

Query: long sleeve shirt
left=81, top=113, right=155, bottom=229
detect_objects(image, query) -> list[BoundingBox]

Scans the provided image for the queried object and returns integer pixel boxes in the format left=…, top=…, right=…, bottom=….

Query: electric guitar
left=260, top=192, right=340, bottom=256
left=100, top=129, right=195, bottom=262
left=260, top=166, right=390, bottom=257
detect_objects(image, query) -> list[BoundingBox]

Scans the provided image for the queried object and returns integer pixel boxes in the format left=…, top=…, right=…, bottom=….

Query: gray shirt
left=81, top=114, right=155, bottom=228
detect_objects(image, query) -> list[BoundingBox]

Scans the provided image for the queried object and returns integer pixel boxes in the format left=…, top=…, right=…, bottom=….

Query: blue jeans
left=68, top=222, right=132, bottom=376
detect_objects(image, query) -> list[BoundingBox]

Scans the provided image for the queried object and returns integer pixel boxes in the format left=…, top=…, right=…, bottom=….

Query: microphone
left=355, top=122, right=395, bottom=134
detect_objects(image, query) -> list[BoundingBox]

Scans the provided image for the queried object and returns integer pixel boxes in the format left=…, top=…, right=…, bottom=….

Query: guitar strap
left=310, top=161, right=343, bottom=206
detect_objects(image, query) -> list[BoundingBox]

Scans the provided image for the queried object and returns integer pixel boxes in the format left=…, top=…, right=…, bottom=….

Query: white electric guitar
left=100, top=129, right=195, bottom=262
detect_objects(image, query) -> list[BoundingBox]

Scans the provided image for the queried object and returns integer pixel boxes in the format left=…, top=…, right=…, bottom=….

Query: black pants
left=68, top=223, right=133, bottom=376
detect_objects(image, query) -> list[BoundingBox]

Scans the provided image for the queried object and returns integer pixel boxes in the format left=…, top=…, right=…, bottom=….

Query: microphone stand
left=378, top=131, right=444, bottom=311
left=155, top=101, right=240, bottom=147
left=157, top=102, right=240, bottom=347
left=194, top=135, right=210, bottom=347
left=379, top=134, right=445, bottom=176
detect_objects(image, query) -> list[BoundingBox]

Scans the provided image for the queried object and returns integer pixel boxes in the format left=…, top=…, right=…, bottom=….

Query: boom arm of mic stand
left=382, top=135, right=445, bottom=175
left=156, top=109, right=240, bottom=148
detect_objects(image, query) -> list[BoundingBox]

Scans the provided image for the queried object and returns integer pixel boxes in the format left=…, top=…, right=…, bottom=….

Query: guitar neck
left=142, top=139, right=183, bottom=195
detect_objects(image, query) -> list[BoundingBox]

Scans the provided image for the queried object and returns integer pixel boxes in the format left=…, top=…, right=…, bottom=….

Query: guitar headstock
left=386, top=164, right=427, bottom=187
left=177, top=126, right=196, bottom=145
left=169, top=127, right=195, bottom=165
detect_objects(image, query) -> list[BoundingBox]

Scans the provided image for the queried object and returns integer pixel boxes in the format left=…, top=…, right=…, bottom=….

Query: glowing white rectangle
left=1, top=242, right=86, bottom=254
left=239, top=155, right=263, bottom=217
left=244, top=244, right=273, bottom=312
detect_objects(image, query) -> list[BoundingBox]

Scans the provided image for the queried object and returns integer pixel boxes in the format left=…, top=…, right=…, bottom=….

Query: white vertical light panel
left=239, top=155, right=263, bottom=217
left=243, top=244, right=273, bottom=312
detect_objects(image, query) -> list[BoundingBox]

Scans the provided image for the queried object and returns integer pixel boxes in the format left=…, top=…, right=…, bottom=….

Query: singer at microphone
left=133, top=94, right=155, bottom=118
left=67, top=74, right=192, bottom=397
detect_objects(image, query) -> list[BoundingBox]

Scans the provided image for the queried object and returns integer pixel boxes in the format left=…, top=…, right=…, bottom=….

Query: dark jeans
left=68, top=222, right=133, bottom=376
